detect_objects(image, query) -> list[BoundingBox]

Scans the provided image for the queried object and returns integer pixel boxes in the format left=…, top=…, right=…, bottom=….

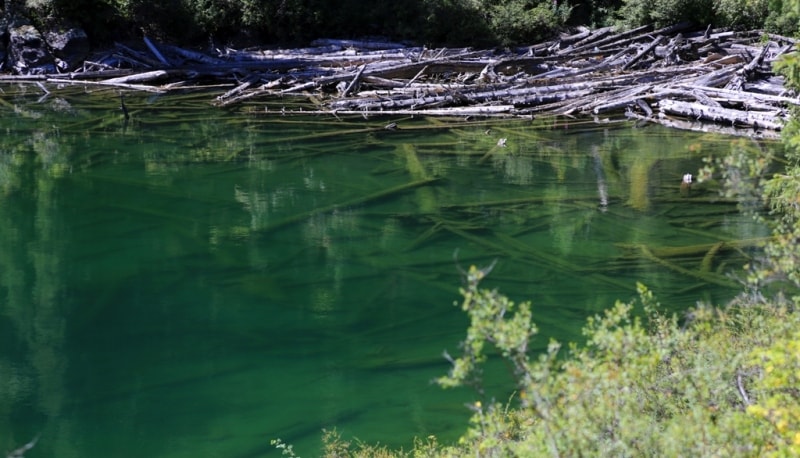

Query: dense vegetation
left=2, top=0, right=799, bottom=47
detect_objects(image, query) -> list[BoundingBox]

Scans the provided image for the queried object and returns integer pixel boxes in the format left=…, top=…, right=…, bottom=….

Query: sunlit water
left=0, top=86, right=771, bottom=457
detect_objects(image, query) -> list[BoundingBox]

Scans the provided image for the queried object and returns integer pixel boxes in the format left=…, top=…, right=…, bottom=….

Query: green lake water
left=0, top=86, right=770, bottom=457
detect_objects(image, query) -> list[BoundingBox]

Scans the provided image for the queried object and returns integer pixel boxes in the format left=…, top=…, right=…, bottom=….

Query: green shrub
left=420, top=0, right=494, bottom=46
left=763, top=0, right=800, bottom=35
left=435, top=275, right=799, bottom=457
left=616, top=0, right=715, bottom=28
left=487, top=0, right=572, bottom=45
left=715, top=0, right=771, bottom=30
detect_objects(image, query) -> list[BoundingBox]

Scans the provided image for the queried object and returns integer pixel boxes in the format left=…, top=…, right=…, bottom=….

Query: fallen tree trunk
left=0, top=26, right=795, bottom=137
left=658, top=99, right=787, bottom=130
left=102, top=69, right=190, bottom=84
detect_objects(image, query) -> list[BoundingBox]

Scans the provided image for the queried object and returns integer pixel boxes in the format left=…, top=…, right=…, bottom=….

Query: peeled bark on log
left=103, top=69, right=188, bottom=84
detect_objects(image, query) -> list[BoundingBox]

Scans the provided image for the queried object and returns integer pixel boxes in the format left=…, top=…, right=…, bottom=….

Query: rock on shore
left=2, top=14, right=88, bottom=74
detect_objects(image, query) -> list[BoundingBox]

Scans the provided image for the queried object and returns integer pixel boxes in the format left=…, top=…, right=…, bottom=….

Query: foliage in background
left=763, top=0, right=800, bottom=35
left=714, top=0, right=771, bottom=30
left=486, top=0, right=573, bottom=45
left=3, top=0, right=569, bottom=47
left=615, top=0, right=715, bottom=28
left=612, top=0, right=800, bottom=31
left=5, top=0, right=800, bottom=46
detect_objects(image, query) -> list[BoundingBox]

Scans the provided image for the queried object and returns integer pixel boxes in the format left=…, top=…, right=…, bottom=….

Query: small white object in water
left=497, top=138, right=507, bottom=147
left=683, top=173, right=693, bottom=184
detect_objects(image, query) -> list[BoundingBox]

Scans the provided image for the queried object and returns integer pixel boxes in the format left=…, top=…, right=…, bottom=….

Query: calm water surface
left=0, top=86, right=769, bottom=456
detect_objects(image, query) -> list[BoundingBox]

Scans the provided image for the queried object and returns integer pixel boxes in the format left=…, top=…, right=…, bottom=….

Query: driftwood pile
left=2, top=23, right=798, bottom=137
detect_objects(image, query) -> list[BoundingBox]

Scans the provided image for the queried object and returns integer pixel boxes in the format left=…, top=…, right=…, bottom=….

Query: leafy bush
left=420, top=0, right=494, bottom=46
left=487, top=0, right=572, bottom=45
left=616, top=0, right=715, bottom=28
left=763, top=0, right=800, bottom=34
left=715, top=0, right=771, bottom=30
left=432, top=270, right=799, bottom=456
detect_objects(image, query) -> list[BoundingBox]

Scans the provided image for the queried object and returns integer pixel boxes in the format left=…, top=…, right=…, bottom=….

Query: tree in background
left=2, top=0, right=571, bottom=46
left=8, top=0, right=800, bottom=47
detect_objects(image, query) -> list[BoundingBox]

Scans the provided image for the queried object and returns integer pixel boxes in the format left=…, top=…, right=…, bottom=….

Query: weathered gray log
left=724, top=42, right=770, bottom=91
left=103, top=69, right=189, bottom=84
left=405, top=65, right=429, bottom=87
left=659, top=99, right=786, bottom=129
left=143, top=36, right=171, bottom=66
left=765, top=32, right=799, bottom=44
left=744, top=80, right=789, bottom=96
left=635, top=98, right=654, bottom=117
left=622, top=36, right=665, bottom=70
left=591, top=85, right=654, bottom=113
left=333, top=74, right=654, bottom=111
left=363, top=75, right=408, bottom=88
left=66, top=68, right=134, bottom=80
left=558, top=85, right=647, bottom=115
left=341, top=64, right=366, bottom=97
left=216, top=78, right=288, bottom=106
left=627, top=109, right=781, bottom=139
left=558, top=26, right=615, bottom=54
left=161, top=44, right=227, bottom=65
left=569, top=22, right=689, bottom=55
left=216, top=75, right=259, bottom=102
left=281, top=80, right=319, bottom=93
left=44, top=77, right=166, bottom=92
left=328, top=105, right=516, bottom=117
left=690, top=89, right=723, bottom=107
left=279, top=55, right=490, bottom=94
left=557, top=27, right=593, bottom=47
left=114, top=42, right=161, bottom=67
left=674, top=84, right=800, bottom=107
left=691, top=65, right=742, bottom=87
left=0, top=74, right=47, bottom=81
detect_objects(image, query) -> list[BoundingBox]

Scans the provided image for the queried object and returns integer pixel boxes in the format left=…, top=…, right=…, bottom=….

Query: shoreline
left=2, top=24, right=796, bottom=138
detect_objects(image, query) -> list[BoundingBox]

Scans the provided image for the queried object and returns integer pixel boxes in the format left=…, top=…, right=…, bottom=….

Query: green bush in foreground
left=301, top=273, right=799, bottom=457
left=433, top=276, right=799, bottom=457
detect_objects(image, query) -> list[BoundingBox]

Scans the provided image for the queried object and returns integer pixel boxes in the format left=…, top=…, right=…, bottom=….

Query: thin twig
left=737, top=371, right=751, bottom=406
